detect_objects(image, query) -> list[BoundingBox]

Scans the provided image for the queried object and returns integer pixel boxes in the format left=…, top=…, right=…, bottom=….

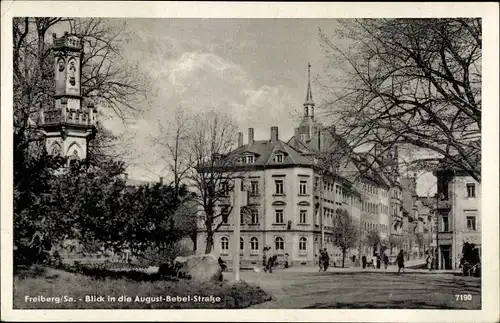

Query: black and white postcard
left=1, top=2, right=499, bottom=322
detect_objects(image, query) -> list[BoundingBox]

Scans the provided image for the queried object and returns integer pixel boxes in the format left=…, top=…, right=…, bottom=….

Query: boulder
left=174, top=254, right=223, bottom=283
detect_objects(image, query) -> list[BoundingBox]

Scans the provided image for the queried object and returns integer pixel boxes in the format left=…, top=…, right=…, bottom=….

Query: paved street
left=232, top=267, right=481, bottom=309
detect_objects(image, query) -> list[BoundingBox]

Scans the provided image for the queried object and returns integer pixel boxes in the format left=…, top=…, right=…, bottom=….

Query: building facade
left=435, top=166, right=481, bottom=270
left=196, top=64, right=403, bottom=267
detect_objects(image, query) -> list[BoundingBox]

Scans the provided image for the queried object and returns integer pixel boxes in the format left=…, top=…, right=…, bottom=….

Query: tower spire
left=303, top=62, right=315, bottom=117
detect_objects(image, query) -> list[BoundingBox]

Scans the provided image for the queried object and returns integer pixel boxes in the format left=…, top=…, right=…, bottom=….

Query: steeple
left=303, top=62, right=315, bottom=117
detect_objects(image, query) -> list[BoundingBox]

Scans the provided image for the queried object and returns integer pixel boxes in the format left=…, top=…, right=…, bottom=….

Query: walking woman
left=396, top=249, right=405, bottom=274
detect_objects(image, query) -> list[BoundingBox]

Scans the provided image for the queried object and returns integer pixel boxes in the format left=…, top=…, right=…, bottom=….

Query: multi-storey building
left=196, top=64, right=403, bottom=267
left=434, top=163, right=481, bottom=269
left=195, top=124, right=359, bottom=267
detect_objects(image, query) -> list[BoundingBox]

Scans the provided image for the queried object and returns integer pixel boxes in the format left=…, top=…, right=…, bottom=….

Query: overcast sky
left=85, top=18, right=437, bottom=195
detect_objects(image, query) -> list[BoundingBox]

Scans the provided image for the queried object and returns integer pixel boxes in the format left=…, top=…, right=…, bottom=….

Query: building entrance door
left=441, top=246, right=452, bottom=269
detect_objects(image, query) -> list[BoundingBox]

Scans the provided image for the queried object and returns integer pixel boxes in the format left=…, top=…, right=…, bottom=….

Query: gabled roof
left=230, top=139, right=314, bottom=168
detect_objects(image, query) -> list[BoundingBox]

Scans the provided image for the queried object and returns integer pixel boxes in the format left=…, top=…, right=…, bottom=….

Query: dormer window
left=240, top=153, right=256, bottom=164
left=274, top=154, right=284, bottom=163
left=300, top=134, right=307, bottom=142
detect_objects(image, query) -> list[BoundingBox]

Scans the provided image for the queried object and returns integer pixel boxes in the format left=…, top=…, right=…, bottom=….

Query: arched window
left=299, top=237, right=307, bottom=251
left=250, top=237, right=259, bottom=252
left=240, top=237, right=244, bottom=251
left=275, top=237, right=284, bottom=251
left=220, top=237, right=229, bottom=252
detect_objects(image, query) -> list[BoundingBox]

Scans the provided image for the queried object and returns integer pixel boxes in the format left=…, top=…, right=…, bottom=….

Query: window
left=275, top=209, right=284, bottom=223
left=220, top=237, right=229, bottom=252
left=240, top=237, right=244, bottom=251
left=251, top=209, right=259, bottom=224
left=299, top=180, right=307, bottom=195
left=246, top=155, right=255, bottom=164
left=466, top=183, right=476, bottom=198
left=250, top=237, right=259, bottom=252
left=275, top=180, right=284, bottom=194
left=466, top=216, right=476, bottom=231
left=299, top=210, right=307, bottom=224
left=221, top=206, right=229, bottom=224
left=275, top=237, right=284, bottom=251
left=299, top=237, right=307, bottom=251
left=222, top=182, right=230, bottom=196
left=240, top=212, right=245, bottom=224
left=250, top=181, right=259, bottom=196
left=442, top=215, right=449, bottom=232
left=274, top=154, right=284, bottom=163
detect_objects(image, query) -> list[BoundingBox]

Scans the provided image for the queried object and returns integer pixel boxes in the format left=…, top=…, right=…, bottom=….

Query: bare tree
left=319, top=18, right=481, bottom=182
left=187, top=110, right=240, bottom=254
left=332, top=209, right=360, bottom=268
left=364, top=231, right=381, bottom=256
left=152, top=106, right=195, bottom=194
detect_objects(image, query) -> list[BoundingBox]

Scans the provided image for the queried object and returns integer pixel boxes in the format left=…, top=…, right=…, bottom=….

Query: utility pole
left=232, top=177, right=246, bottom=281
left=435, top=193, right=440, bottom=270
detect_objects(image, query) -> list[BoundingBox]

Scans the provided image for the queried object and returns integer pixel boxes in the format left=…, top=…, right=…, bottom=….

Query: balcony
left=40, top=106, right=95, bottom=128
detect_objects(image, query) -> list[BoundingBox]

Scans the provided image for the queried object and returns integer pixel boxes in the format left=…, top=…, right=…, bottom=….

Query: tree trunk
left=342, top=249, right=346, bottom=268
left=205, top=232, right=213, bottom=254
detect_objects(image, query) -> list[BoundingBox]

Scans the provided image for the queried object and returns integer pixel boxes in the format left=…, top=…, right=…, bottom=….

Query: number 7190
left=455, top=294, right=473, bottom=301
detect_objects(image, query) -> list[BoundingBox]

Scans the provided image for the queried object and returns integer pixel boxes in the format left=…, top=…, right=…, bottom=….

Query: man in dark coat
left=362, top=255, right=367, bottom=269
left=396, top=249, right=405, bottom=274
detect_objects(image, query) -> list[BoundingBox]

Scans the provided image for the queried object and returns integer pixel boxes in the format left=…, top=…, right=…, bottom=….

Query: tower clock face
left=58, top=59, right=65, bottom=72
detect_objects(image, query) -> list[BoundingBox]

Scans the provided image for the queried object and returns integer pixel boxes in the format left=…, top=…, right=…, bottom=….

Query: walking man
left=322, top=248, right=330, bottom=272
left=362, top=255, right=367, bottom=269
left=396, top=249, right=405, bottom=274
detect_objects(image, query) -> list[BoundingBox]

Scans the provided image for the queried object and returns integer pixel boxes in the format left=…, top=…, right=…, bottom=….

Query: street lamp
left=434, top=192, right=444, bottom=269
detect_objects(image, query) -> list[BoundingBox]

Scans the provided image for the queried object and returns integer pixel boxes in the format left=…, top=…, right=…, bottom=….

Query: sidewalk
left=232, top=258, right=459, bottom=275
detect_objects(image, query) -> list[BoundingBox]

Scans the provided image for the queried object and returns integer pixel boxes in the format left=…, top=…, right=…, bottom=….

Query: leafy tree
left=332, top=209, right=359, bottom=268
left=319, top=18, right=481, bottom=181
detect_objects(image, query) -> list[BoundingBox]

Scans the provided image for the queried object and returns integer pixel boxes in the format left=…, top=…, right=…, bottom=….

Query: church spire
left=303, top=62, right=315, bottom=117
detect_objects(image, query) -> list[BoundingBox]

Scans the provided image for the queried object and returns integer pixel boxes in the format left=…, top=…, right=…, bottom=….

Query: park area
left=13, top=266, right=271, bottom=309
left=241, top=268, right=481, bottom=309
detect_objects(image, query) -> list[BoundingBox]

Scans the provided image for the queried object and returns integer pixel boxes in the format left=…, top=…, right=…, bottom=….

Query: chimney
left=294, top=127, right=300, bottom=147
left=248, top=128, right=254, bottom=145
left=238, top=132, right=243, bottom=147
left=270, top=126, right=279, bottom=142
left=160, top=177, right=164, bottom=185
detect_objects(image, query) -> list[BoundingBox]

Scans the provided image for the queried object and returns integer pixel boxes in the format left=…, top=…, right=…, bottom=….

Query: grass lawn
left=13, top=266, right=271, bottom=309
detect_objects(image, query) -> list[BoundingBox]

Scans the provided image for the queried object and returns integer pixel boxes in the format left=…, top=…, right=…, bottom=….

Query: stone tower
left=39, top=32, right=96, bottom=161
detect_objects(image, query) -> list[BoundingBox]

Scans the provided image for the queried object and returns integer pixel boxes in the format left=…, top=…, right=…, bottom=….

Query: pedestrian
left=362, top=255, right=367, bottom=269
left=318, top=249, right=325, bottom=272
left=323, top=248, right=330, bottom=272
left=376, top=254, right=381, bottom=269
left=396, top=249, right=405, bottom=274
left=383, top=254, right=389, bottom=269
left=284, top=253, right=289, bottom=268
left=264, top=254, right=277, bottom=273
left=372, top=254, right=377, bottom=269
left=426, top=254, right=432, bottom=271
left=262, top=247, right=268, bottom=267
